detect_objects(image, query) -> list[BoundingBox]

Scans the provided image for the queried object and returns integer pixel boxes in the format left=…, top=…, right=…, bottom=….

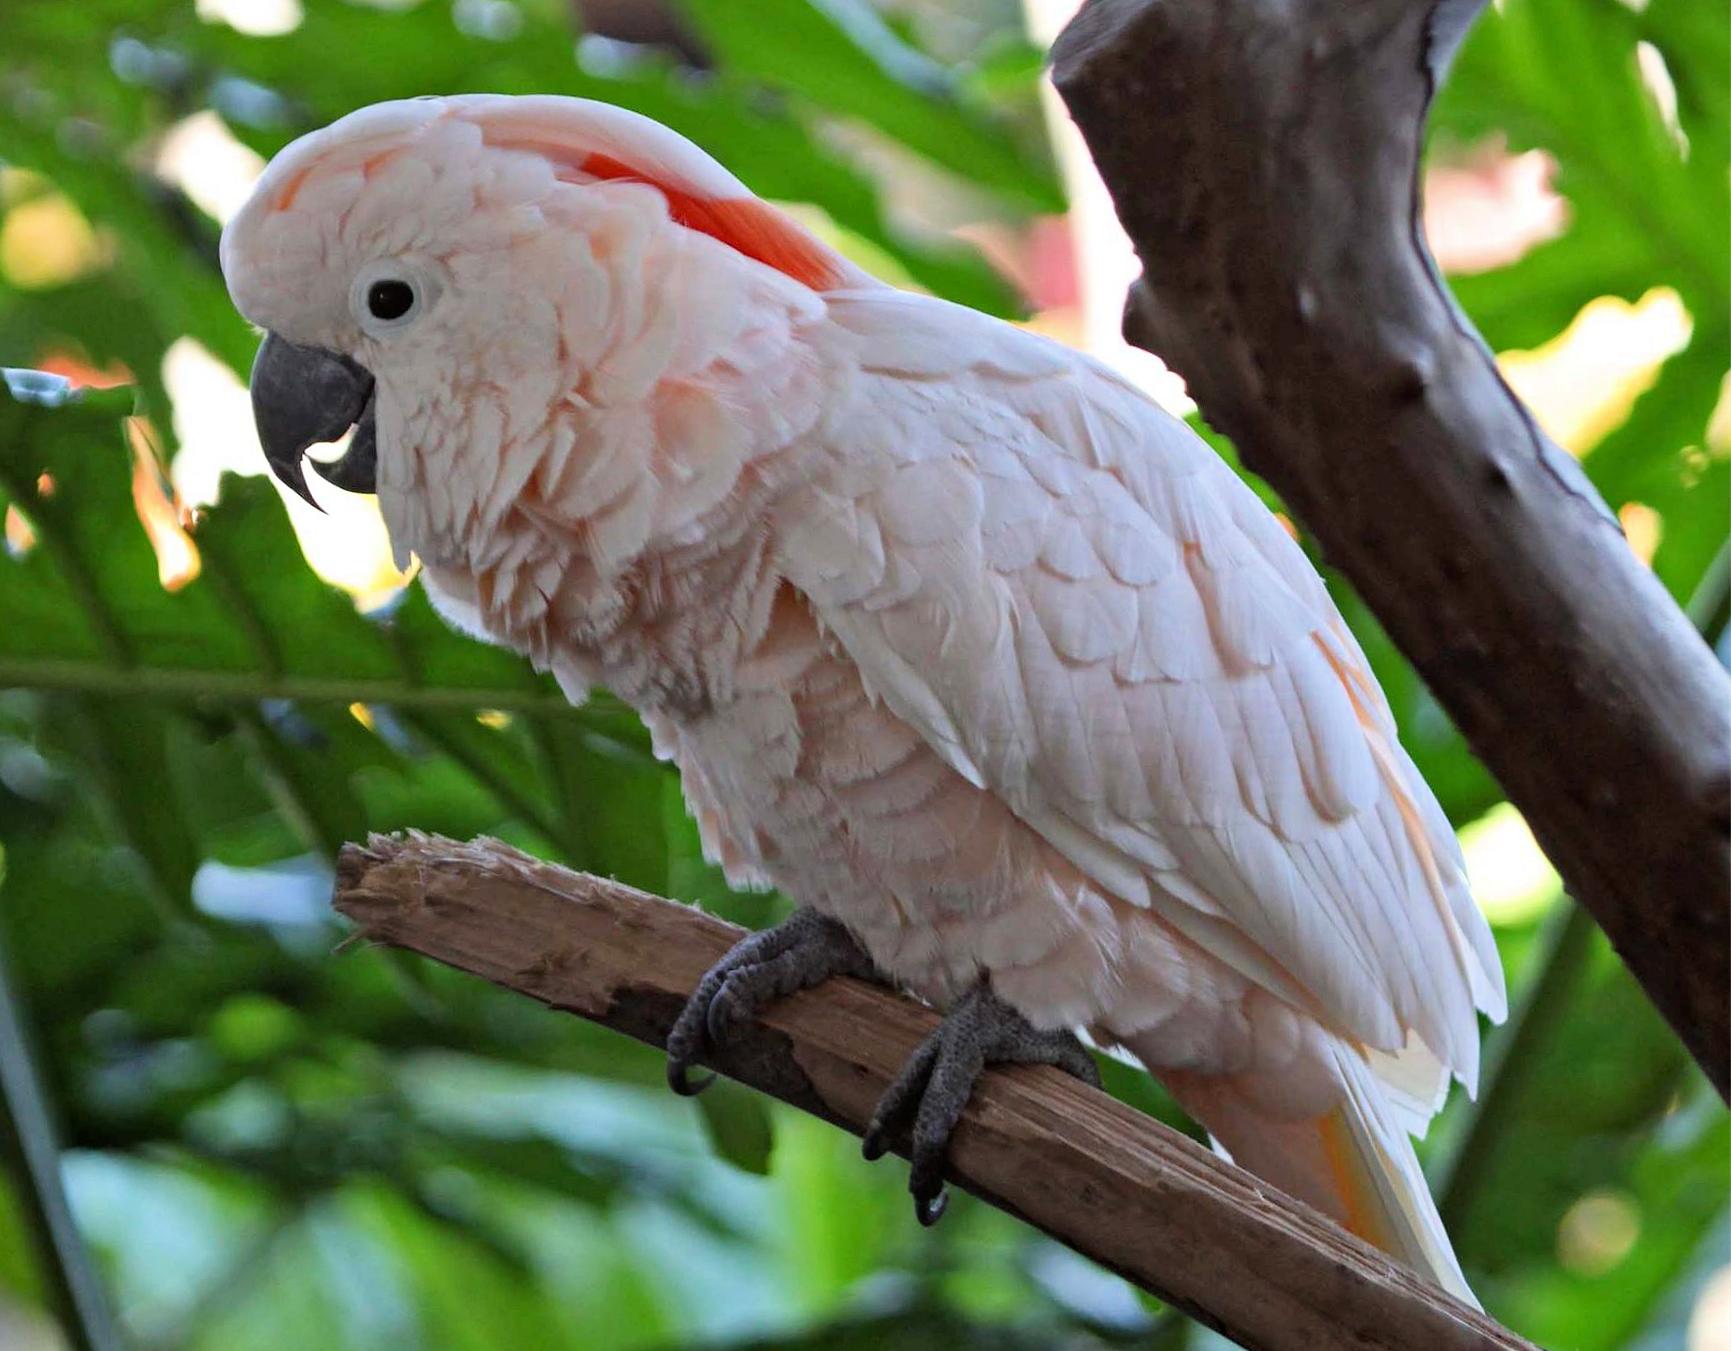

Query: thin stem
left=526, top=716, right=593, bottom=866
left=0, top=931, right=126, bottom=1351
left=231, top=709, right=344, bottom=865
left=394, top=710, right=577, bottom=861
left=190, top=550, right=285, bottom=682
left=0, top=657, right=576, bottom=717
left=1434, top=899, right=1594, bottom=1229
left=1684, top=536, right=1731, bottom=643
left=0, top=657, right=657, bottom=759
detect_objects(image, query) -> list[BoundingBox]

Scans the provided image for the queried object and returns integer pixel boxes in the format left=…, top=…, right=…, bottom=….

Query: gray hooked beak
left=249, top=332, right=378, bottom=507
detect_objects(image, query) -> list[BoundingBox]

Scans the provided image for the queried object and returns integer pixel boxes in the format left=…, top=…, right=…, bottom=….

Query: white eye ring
left=350, top=259, right=436, bottom=337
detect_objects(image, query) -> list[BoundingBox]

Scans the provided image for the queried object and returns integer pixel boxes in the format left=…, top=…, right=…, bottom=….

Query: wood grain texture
left=334, top=833, right=1535, bottom=1351
left=1050, top=0, right=1731, bottom=1095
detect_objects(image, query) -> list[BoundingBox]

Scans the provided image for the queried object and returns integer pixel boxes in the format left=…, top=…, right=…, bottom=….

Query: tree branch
left=1050, top=0, right=1731, bottom=1095
left=335, top=833, right=1534, bottom=1351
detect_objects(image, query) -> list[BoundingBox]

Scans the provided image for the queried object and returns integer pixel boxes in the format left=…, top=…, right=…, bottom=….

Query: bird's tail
left=1156, top=1036, right=1477, bottom=1308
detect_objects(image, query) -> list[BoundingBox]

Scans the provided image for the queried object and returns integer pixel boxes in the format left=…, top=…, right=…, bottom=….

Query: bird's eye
left=350, top=262, right=435, bottom=337
left=366, top=279, right=416, bottom=322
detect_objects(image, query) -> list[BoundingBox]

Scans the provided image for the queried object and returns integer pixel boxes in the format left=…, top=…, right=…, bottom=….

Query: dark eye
left=366, top=279, right=416, bottom=321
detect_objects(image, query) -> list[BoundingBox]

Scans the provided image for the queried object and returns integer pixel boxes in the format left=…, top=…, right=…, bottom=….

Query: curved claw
left=860, top=1124, right=889, bottom=1162
left=666, top=1059, right=716, bottom=1097
left=914, top=1187, right=948, bottom=1227
left=705, top=979, right=742, bottom=1047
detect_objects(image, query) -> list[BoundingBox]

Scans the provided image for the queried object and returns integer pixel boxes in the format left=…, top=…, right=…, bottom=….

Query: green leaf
left=37, top=693, right=204, bottom=919
left=1444, top=212, right=1664, bottom=353
left=675, top=0, right=1061, bottom=214
left=1583, top=331, right=1730, bottom=600
left=1494, top=1082, right=1728, bottom=1349
left=190, top=475, right=403, bottom=684
left=1094, top=1056, right=1198, bottom=1142
left=770, top=1108, right=901, bottom=1315
left=184, top=0, right=1024, bottom=315
left=413, top=1127, right=623, bottom=1210
left=347, top=1179, right=670, bottom=1351
left=0, top=381, right=240, bottom=676
left=1437, top=0, right=1726, bottom=317
left=230, top=707, right=369, bottom=864
left=0, top=381, right=606, bottom=718
left=0, top=804, right=164, bottom=999
left=1445, top=919, right=1707, bottom=1277
left=530, top=719, right=668, bottom=892
left=182, top=1206, right=377, bottom=1351
left=695, top=1079, right=777, bottom=1177
left=1434, top=0, right=1729, bottom=621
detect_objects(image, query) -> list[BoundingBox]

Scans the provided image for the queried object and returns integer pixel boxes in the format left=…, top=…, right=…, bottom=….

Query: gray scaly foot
left=861, top=981, right=1101, bottom=1225
left=666, top=907, right=879, bottom=1096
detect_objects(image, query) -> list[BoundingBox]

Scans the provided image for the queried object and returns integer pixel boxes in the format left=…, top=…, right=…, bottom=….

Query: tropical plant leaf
left=1434, top=0, right=1729, bottom=607
left=674, top=0, right=1061, bottom=213
left=0, top=383, right=584, bottom=716
left=696, top=1079, right=777, bottom=1177
left=0, top=2, right=1726, bottom=1347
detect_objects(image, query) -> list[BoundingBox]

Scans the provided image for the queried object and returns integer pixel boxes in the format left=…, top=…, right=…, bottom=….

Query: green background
left=0, top=1, right=1725, bottom=1347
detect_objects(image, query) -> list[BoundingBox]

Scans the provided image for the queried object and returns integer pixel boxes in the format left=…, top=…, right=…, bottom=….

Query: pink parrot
left=221, top=95, right=1506, bottom=1305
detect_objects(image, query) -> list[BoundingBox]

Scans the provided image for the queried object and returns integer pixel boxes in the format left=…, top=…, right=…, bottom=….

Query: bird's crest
left=251, top=95, right=856, bottom=292
left=464, top=96, right=852, bottom=291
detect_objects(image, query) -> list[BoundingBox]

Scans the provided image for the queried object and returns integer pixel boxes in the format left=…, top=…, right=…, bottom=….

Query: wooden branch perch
left=1051, top=0, right=1731, bottom=1095
left=335, top=833, right=1534, bottom=1351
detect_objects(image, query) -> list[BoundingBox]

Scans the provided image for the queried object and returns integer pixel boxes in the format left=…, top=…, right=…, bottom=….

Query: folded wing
left=778, top=288, right=1505, bottom=1107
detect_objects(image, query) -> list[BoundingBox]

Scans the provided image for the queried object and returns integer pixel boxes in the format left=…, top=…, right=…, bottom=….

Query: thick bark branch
left=335, top=833, right=1533, bottom=1351
left=1050, top=0, right=1731, bottom=1095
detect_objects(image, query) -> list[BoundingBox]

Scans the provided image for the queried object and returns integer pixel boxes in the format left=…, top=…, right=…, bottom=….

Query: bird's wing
left=779, top=288, right=1505, bottom=1100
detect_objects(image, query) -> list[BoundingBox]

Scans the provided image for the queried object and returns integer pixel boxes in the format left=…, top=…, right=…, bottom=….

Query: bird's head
left=220, top=94, right=852, bottom=511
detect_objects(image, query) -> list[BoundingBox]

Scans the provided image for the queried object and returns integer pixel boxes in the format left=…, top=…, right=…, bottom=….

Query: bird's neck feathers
left=416, top=467, right=796, bottom=718
left=395, top=218, right=851, bottom=718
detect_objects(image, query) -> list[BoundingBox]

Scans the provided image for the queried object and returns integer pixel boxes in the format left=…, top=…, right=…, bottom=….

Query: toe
left=664, top=911, right=882, bottom=1103
left=1057, top=1040, right=1103, bottom=1089
left=862, top=983, right=1099, bottom=1227
left=901, top=1039, right=983, bottom=1225
left=665, top=1001, right=717, bottom=1096
left=666, top=969, right=728, bottom=1096
left=705, top=976, right=744, bottom=1047
left=862, top=1033, right=940, bottom=1161
left=706, top=946, right=810, bottom=1046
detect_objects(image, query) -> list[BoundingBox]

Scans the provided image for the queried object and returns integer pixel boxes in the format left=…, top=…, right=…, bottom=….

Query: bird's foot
left=861, top=982, right=1100, bottom=1226
left=666, top=907, right=879, bottom=1096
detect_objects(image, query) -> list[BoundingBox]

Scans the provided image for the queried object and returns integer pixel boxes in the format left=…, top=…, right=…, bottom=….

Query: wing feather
left=782, top=289, right=1506, bottom=1088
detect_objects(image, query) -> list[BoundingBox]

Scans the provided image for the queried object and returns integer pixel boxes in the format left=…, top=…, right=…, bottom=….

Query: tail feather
left=1159, top=1038, right=1478, bottom=1309
left=1366, top=1031, right=1451, bottom=1139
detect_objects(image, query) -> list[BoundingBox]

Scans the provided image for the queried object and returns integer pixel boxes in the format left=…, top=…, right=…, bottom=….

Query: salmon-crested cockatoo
left=222, top=95, right=1506, bottom=1305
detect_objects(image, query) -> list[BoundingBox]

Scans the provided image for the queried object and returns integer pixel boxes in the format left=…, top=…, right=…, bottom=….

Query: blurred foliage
left=1436, top=0, right=1730, bottom=602
left=0, top=1, right=1725, bottom=1349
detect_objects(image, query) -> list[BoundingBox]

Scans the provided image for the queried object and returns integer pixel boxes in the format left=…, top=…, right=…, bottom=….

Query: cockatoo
left=222, top=95, right=1506, bottom=1305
